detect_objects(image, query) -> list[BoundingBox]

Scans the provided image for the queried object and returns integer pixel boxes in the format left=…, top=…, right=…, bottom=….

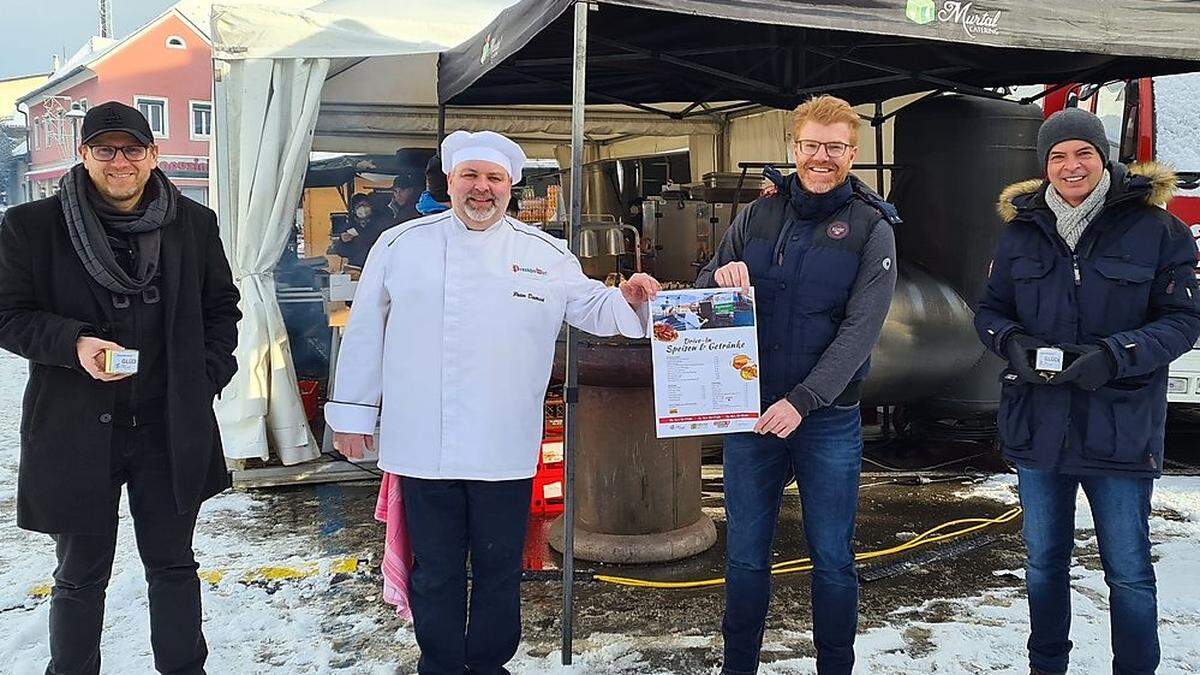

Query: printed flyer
left=650, top=288, right=761, bottom=438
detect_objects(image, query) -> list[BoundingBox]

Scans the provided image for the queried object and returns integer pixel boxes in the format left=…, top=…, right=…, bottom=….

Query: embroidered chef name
left=665, top=335, right=746, bottom=355
left=513, top=290, right=546, bottom=303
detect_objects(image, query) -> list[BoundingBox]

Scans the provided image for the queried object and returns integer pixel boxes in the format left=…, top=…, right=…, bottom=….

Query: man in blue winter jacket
left=697, top=95, right=899, bottom=675
left=975, top=107, right=1200, bottom=675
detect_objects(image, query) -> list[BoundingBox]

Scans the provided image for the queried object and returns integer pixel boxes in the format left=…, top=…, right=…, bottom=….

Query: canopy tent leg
left=562, top=0, right=588, bottom=666
left=437, top=103, right=446, bottom=143
left=875, top=100, right=885, bottom=195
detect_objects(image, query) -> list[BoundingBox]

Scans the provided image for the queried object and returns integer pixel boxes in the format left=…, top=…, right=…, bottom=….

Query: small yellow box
left=103, top=349, right=139, bottom=374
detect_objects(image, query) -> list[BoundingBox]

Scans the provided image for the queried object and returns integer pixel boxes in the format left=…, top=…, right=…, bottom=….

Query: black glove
left=1050, top=344, right=1117, bottom=391
left=1003, top=333, right=1049, bottom=384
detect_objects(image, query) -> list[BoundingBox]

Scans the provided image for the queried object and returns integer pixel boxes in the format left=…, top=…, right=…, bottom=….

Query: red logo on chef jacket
left=827, top=221, right=850, bottom=240
left=513, top=263, right=548, bottom=276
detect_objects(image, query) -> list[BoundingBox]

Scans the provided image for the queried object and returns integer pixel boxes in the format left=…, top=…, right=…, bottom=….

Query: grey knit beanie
left=1037, top=107, right=1110, bottom=172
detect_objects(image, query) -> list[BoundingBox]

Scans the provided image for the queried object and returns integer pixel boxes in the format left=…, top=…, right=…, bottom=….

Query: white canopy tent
left=208, top=1, right=496, bottom=465
left=209, top=1, right=731, bottom=467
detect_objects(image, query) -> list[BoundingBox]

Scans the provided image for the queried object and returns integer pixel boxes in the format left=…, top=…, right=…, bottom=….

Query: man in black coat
left=0, top=101, right=241, bottom=674
left=976, top=108, right=1200, bottom=675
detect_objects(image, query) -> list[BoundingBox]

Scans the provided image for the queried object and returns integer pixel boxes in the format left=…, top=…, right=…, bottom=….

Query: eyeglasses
left=795, top=139, right=852, bottom=158
left=87, top=145, right=149, bottom=162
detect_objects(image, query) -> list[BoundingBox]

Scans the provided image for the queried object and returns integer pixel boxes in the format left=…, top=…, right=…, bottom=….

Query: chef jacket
left=325, top=210, right=649, bottom=480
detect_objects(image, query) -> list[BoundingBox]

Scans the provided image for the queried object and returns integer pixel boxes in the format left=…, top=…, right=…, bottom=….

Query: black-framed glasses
left=795, top=139, right=852, bottom=158
left=87, top=144, right=149, bottom=162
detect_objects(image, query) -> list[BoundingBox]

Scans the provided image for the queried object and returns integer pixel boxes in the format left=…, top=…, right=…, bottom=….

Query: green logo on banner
left=906, top=0, right=937, bottom=25
left=480, top=33, right=504, bottom=65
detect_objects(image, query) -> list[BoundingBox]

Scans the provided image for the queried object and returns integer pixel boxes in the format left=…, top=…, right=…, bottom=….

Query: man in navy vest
left=697, top=95, right=899, bottom=675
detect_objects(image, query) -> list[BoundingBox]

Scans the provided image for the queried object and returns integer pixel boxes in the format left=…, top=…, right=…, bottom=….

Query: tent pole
left=562, top=0, right=588, bottom=667
left=874, top=101, right=884, bottom=195
left=437, top=104, right=446, bottom=143
left=212, top=60, right=233, bottom=251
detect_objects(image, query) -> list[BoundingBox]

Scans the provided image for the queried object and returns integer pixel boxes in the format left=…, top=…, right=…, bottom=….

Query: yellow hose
left=592, top=506, right=1023, bottom=589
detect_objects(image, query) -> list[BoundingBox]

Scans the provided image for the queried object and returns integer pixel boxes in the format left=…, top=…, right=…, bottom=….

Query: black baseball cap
left=392, top=168, right=424, bottom=190
left=80, top=101, right=154, bottom=145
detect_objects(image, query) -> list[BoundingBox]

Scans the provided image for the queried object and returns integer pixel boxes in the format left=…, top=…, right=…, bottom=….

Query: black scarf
left=58, top=164, right=177, bottom=297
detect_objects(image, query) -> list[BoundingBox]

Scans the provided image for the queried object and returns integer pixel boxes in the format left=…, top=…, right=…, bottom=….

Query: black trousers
left=401, top=476, right=533, bottom=675
left=46, top=421, right=207, bottom=675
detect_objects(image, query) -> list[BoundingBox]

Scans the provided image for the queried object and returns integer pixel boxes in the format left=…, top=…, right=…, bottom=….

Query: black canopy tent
left=440, top=0, right=1200, bottom=112
left=435, top=0, right=1200, bottom=665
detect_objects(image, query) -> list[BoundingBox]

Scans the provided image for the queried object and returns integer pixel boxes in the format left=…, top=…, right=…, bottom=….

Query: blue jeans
left=1016, top=467, right=1158, bottom=675
left=721, top=404, right=863, bottom=675
left=402, top=477, right=532, bottom=675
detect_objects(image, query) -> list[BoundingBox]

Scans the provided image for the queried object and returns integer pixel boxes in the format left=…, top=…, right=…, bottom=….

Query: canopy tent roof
left=210, top=0, right=487, bottom=61
left=210, top=2, right=712, bottom=155
left=439, top=0, right=1200, bottom=113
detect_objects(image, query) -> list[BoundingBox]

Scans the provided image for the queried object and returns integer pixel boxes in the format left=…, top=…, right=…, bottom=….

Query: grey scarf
left=1045, top=169, right=1111, bottom=251
left=58, top=164, right=177, bottom=297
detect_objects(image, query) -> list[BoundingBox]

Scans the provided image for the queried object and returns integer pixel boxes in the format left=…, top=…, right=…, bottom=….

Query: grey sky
left=0, top=0, right=178, bottom=79
left=0, top=0, right=517, bottom=81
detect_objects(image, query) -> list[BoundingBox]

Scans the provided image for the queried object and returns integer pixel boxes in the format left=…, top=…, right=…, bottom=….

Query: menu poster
left=650, top=288, right=761, bottom=438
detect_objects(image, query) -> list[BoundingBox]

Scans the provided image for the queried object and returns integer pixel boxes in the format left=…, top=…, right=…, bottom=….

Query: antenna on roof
left=99, top=0, right=113, bottom=38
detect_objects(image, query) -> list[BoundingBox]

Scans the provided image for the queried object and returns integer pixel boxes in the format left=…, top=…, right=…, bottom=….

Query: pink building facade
left=19, top=10, right=212, bottom=204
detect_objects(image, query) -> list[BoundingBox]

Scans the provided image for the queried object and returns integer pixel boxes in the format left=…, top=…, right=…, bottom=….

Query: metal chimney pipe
left=100, top=0, right=113, bottom=38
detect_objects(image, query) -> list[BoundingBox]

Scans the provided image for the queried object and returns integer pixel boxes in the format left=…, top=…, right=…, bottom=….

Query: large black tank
left=889, top=94, right=1044, bottom=415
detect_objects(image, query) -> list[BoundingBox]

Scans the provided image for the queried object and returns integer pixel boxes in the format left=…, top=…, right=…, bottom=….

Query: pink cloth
left=374, top=472, right=414, bottom=621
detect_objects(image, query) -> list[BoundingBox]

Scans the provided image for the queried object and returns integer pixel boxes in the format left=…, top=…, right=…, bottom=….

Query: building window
left=134, top=96, right=168, bottom=139
left=166, top=35, right=187, bottom=50
left=180, top=186, right=208, bottom=205
left=31, top=120, right=39, bottom=150
left=190, top=101, right=212, bottom=140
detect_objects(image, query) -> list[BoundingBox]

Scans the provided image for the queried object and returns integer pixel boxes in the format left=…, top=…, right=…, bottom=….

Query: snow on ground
left=1, top=349, right=1198, bottom=673
left=0, top=350, right=385, bottom=674
left=853, top=474, right=1200, bottom=675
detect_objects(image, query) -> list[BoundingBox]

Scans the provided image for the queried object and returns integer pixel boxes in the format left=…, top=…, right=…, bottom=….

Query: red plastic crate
left=530, top=394, right=566, bottom=516
left=298, top=380, right=320, bottom=421
left=543, top=394, right=564, bottom=440
left=531, top=463, right=564, bottom=517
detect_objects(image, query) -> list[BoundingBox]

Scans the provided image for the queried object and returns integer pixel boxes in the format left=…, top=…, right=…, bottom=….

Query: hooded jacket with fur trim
left=975, top=161, right=1200, bottom=478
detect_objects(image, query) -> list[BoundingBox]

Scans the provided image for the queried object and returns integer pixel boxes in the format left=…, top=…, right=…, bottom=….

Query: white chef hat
left=440, top=130, right=526, bottom=180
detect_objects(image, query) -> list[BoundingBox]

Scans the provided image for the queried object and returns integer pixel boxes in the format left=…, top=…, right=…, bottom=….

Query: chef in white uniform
left=326, top=130, right=659, bottom=675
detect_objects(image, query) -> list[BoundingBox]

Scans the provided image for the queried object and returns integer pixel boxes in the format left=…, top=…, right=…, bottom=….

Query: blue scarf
left=416, top=190, right=450, bottom=215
